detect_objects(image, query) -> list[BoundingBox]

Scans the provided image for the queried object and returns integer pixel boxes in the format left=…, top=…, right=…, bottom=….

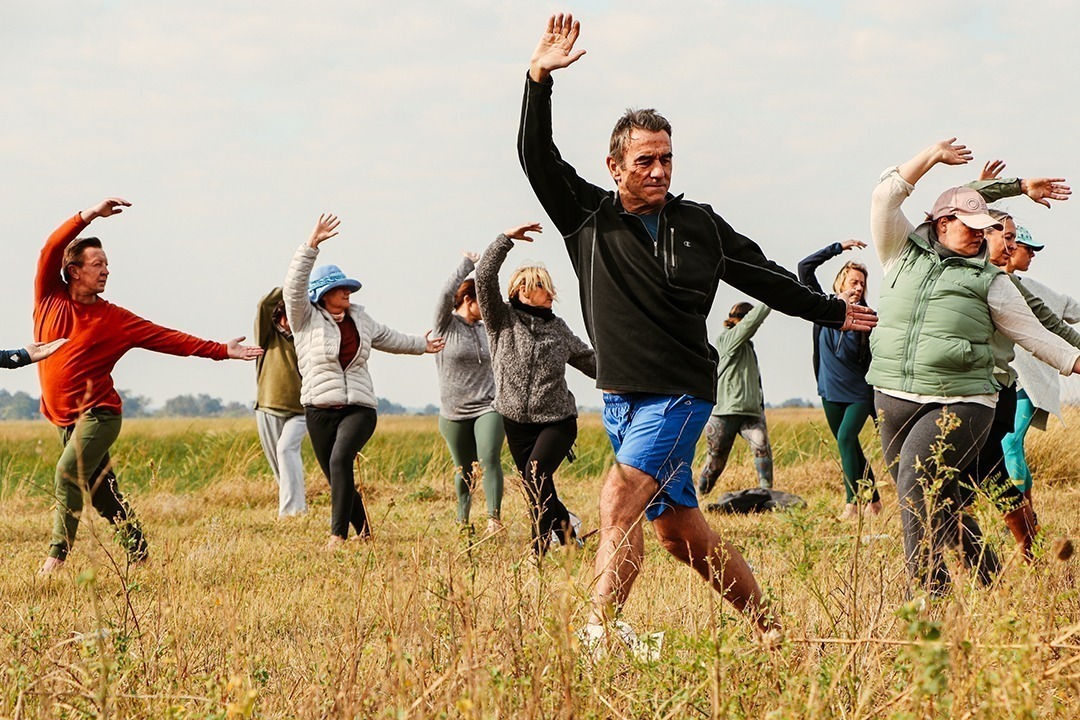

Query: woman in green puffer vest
left=869, top=138, right=1080, bottom=597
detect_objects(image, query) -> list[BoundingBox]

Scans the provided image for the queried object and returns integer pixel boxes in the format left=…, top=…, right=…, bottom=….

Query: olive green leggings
left=438, top=412, right=505, bottom=523
left=49, top=409, right=146, bottom=561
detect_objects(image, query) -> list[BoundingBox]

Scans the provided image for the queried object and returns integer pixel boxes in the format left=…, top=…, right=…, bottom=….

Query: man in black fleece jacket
left=519, top=14, right=877, bottom=642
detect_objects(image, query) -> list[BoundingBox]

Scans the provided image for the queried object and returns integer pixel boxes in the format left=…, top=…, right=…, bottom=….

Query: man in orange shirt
left=36, top=197, right=262, bottom=574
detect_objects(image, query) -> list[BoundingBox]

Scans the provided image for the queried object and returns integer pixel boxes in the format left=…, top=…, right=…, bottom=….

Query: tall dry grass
left=1, top=408, right=1078, bottom=718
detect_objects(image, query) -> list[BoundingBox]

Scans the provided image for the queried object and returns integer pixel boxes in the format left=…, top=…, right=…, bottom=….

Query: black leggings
left=305, top=406, right=378, bottom=538
left=502, top=416, right=577, bottom=555
left=958, top=383, right=1025, bottom=513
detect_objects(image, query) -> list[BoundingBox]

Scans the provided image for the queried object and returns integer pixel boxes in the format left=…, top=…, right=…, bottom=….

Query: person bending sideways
left=36, top=198, right=262, bottom=575
left=518, top=13, right=877, bottom=646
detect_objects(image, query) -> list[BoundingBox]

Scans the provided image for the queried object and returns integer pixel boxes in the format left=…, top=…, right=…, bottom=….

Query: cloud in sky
left=3, top=1, right=1079, bottom=410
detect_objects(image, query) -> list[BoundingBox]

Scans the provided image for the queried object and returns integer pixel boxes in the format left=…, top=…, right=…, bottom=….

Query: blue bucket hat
left=1015, top=226, right=1044, bottom=251
left=308, top=264, right=362, bottom=304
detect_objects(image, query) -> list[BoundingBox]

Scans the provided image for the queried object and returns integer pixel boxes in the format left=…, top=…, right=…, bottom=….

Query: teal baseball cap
left=1015, top=226, right=1044, bottom=251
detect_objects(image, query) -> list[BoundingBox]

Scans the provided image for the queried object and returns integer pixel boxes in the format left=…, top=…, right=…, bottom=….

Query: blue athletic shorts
left=602, top=392, right=713, bottom=520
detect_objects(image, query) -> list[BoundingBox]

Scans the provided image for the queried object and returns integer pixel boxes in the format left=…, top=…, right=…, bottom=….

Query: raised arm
left=528, top=13, right=586, bottom=83
left=284, top=214, right=340, bottom=333
left=797, top=241, right=864, bottom=293
left=255, top=287, right=284, bottom=349
left=475, top=228, right=534, bottom=334
left=35, top=198, right=130, bottom=304
left=721, top=304, right=773, bottom=354
left=434, top=254, right=476, bottom=334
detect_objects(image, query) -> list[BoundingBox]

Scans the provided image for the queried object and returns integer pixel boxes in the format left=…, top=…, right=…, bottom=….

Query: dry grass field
left=1, top=408, right=1078, bottom=719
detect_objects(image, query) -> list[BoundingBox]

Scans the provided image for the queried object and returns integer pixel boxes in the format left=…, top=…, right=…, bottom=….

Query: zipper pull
left=653, top=237, right=658, bottom=257
left=670, top=228, right=677, bottom=268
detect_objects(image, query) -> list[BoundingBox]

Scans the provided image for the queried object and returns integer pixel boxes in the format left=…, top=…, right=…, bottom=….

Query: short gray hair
left=608, top=108, right=672, bottom=166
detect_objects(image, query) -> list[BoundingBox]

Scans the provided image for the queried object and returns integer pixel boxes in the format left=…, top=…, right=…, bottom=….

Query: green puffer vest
left=866, top=230, right=1002, bottom=396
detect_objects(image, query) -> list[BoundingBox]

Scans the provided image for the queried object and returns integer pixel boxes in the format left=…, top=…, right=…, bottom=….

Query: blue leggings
left=1002, top=389, right=1036, bottom=493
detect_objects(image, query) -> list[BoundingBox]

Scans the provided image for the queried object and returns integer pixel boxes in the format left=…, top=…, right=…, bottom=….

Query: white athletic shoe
left=576, top=620, right=664, bottom=662
left=550, top=510, right=584, bottom=548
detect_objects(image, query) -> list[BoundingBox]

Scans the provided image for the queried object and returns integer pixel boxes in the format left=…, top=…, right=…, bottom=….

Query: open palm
left=529, top=13, right=586, bottom=81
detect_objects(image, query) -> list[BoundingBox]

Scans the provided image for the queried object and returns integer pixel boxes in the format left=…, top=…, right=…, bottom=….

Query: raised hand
left=307, top=213, right=341, bottom=249
left=423, top=330, right=446, bottom=354
left=839, top=239, right=867, bottom=252
left=80, top=197, right=132, bottom=223
left=529, top=13, right=586, bottom=82
left=24, top=338, right=69, bottom=363
left=1020, top=177, right=1072, bottom=208
left=980, top=159, right=1006, bottom=181
left=934, top=138, right=973, bottom=166
left=462, top=250, right=481, bottom=263
left=838, top=293, right=877, bottom=332
left=504, top=222, right=543, bottom=242
left=225, top=336, right=264, bottom=361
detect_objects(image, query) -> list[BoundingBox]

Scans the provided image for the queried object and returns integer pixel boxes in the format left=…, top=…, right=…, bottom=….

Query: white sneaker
left=576, top=620, right=663, bottom=662
left=550, top=510, right=584, bottom=548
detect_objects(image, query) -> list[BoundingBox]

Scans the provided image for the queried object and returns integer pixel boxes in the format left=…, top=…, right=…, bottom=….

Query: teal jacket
left=713, top=304, right=770, bottom=416
left=867, top=226, right=1001, bottom=396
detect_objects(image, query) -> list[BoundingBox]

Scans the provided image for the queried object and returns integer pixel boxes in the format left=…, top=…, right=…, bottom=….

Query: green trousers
left=49, top=409, right=146, bottom=561
left=821, top=399, right=879, bottom=504
left=438, top=411, right=506, bottom=523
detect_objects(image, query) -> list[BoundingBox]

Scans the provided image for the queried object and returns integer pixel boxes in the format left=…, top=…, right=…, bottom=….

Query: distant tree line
left=0, top=389, right=440, bottom=420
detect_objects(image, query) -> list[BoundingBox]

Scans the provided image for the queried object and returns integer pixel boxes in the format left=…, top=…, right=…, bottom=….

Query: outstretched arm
left=529, top=13, right=586, bottom=83
left=896, top=138, right=972, bottom=186
left=1, top=339, right=68, bottom=369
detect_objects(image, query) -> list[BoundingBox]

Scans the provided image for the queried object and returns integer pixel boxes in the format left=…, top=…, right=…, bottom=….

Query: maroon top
left=337, top=315, right=360, bottom=369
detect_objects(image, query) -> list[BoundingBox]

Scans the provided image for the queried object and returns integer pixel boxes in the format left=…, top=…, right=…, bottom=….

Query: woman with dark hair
left=697, top=301, right=774, bottom=495
left=475, top=222, right=596, bottom=556
left=434, top=252, right=505, bottom=535
left=798, top=241, right=881, bottom=519
left=284, top=214, right=445, bottom=549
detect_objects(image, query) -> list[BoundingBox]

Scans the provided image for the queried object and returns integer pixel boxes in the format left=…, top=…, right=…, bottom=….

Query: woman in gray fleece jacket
left=434, top=253, right=505, bottom=534
left=476, top=222, right=596, bottom=556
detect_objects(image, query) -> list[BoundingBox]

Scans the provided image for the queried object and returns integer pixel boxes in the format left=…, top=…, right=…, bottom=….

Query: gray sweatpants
left=256, top=410, right=309, bottom=516
left=875, top=391, right=999, bottom=596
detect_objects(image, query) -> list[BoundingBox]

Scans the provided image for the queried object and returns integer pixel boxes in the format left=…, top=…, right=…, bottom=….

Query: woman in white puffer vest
left=284, top=213, right=445, bottom=550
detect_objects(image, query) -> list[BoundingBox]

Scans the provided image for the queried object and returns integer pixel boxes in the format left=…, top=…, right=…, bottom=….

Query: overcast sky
left=4, top=1, right=1080, bottom=411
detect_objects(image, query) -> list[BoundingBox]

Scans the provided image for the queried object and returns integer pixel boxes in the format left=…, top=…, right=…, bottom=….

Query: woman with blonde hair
left=798, top=241, right=880, bottom=519
left=475, top=222, right=596, bottom=556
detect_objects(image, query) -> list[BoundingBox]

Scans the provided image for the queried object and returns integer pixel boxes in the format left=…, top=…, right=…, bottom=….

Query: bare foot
left=39, top=557, right=65, bottom=575
left=485, top=518, right=505, bottom=537
left=869, top=500, right=883, bottom=516
left=839, top=503, right=859, bottom=521
left=325, top=535, right=346, bottom=551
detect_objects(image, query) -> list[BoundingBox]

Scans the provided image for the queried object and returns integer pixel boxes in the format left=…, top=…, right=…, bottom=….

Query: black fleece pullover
left=517, top=76, right=847, bottom=403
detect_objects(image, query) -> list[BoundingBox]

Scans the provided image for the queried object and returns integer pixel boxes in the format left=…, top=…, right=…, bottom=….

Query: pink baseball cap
left=929, top=187, right=1003, bottom=230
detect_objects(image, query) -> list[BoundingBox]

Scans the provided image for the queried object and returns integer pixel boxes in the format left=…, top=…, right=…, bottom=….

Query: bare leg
left=653, top=504, right=774, bottom=632
left=589, top=463, right=655, bottom=624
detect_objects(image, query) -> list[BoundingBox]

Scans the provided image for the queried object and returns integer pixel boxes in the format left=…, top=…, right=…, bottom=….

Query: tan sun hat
left=929, top=187, right=1003, bottom=231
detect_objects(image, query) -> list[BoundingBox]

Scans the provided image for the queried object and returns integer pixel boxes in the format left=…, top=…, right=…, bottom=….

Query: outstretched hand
left=424, top=330, right=446, bottom=354
left=980, top=159, right=1006, bottom=181
left=25, top=338, right=69, bottom=363
left=462, top=250, right=480, bottom=263
left=933, top=138, right=973, bottom=167
left=504, top=222, right=543, bottom=242
left=226, top=336, right=264, bottom=361
left=529, top=13, right=586, bottom=82
left=839, top=239, right=867, bottom=252
left=1020, top=177, right=1072, bottom=208
left=307, top=213, right=341, bottom=249
left=838, top=293, right=877, bottom=332
left=80, top=197, right=131, bottom=223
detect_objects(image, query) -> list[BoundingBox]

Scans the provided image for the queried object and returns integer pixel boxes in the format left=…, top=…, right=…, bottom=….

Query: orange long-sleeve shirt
left=34, top=214, right=229, bottom=427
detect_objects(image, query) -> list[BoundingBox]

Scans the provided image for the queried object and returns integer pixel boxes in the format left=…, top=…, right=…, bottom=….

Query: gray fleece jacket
left=476, top=234, right=596, bottom=424
left=434, top=257, right=497, bottom=421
